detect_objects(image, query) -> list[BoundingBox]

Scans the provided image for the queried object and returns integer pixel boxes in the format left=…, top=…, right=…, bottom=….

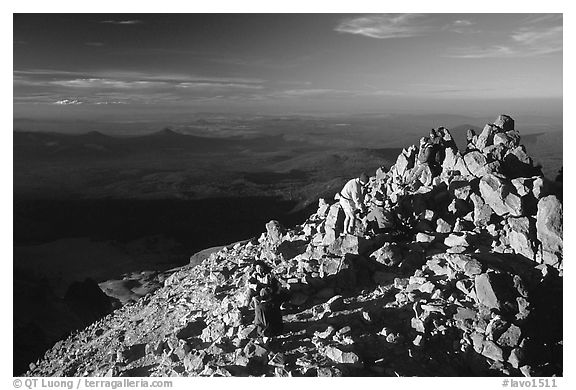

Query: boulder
left=536, top=196, right=563, bottom=266
left=316, top=198, right=330, bottom=218
left=464, top=151, right=488, bottom=177
left=436, top=218, right=452, bottom=233
left=503, top=146, right=536, bottom=178
left=494, top=115, right=515, bottom=131
left=508, top=347, right=525, bottom=369
left=265, top=220, right=285, bottom=248
left=474, top=273, right=515, bottom=310
left=370, top=242, right=403, bottom=267
left=444, top=233, right=470, bottom=247
left=183, top=351, right=207, bottom=373
left=479, top=174, right=522, bottom=216
left=453, top=155, right=473, bottom=177
left=324, top=346, right=360, bottom=364
left=470, top=193, right=493, bottom=227
left=394, top=147, right=416, bottom=176
left=482, top=340, right=505, bottom=362
left=442, top=148, right=459, bottom=172
left=416, top=232, right=436, bottom=243
left=325, top=203, right=344, bottom=231
left=497, top=324, right=522, bottom=348
left=476, top=124, right=498, bottom=150
left=505, top=217, right=536, bottom=260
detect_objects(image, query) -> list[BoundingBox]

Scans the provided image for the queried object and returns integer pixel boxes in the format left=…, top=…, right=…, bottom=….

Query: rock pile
left=25, top=115, right=562, bottom=377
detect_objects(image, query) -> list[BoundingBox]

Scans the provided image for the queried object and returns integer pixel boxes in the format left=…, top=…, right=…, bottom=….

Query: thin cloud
left=453, top=20, right=474, bottom=27
left=512, top=25, right=562, bottom=52
left=100, top=20, right=143, bottom=25
left=50, top=78, right=165, bottom=89
left=443, top=19, right=479, bottom=34
left=85, top=42, right=105, bottom=47
left=447, top=16, right=562, bottom=59
left=335, top=14, right=432, bottom=39
left=14, top=69, right=270, bottom=105
left=176, top=82, right=264, bottom=90
left=54, top=99, right=83, bottom=105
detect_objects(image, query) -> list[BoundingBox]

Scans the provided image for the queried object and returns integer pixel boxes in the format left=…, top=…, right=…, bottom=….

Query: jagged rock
left=444, top=233, right=470, bottom=247
left=508, top=347, right=525, bottom=369
left=474, top=273, right=515, bottom=310
left=481, top=340, right=505, bottom=362
left=464, top=151, right=488, bottom=177
left=319, top=257, right=341, bottom=277
left=316, top=198, right=330, bottom=218
left=436, top=218, right=452, bottom=233
left=505, top=217, right=536, bottom=260
left=416, top=232, right=436, bottom=243
left=200, top=321, right=226, bottom=343
left=370, top=242, right=402, bottom=266
left=324, top=346, right=360, bottom=364
left=494, top=114, right=515, bottom=131
left=470, top=193, right=493, bottom=227
left=184, top=351, right=207, bottom=373
left=325, top=203, right=343, bottom=230
left=503, top=146, right=535, bottom=178
left=497, top=324, right=522, bottom=348
left=536, top=196, right=563, bottom=266
left=479, top=174, right=522, bottom=216
left=394, top=146, right=416, bottom=176
left=413, top=335, right=424, bottom=346
left=265, top=220, right=285, bottom=248
left=476, top=124, right=498, bottom=150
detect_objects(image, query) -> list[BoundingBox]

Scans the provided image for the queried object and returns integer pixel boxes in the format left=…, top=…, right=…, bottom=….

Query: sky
left=13, top=13, right=563, bottom=119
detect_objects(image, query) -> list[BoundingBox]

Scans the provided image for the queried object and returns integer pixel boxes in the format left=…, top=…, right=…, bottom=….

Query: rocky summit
left=25, top=115, right=562, bottom=377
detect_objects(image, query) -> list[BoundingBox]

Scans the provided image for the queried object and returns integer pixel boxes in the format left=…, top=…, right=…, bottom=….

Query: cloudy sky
left=13, top=13, right=562, bottom=119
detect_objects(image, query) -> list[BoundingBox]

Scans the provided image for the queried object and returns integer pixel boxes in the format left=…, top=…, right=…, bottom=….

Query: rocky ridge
left=25, top=115, right=562, bottom=377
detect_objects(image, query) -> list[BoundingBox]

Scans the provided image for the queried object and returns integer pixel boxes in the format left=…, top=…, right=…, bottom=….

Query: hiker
left=406, top=137, right=433, bottom=187
left=244, top=260, right=279, bottom=307
left=366, top=193, right=396, bottom=235
left=406, top=132, right=447, bottom=188
left=252, top=287, right=283, bottom=341
left=338, top=172, right=369, bottom=235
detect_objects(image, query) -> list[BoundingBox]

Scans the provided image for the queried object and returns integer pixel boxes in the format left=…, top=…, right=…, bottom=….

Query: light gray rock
left=324, top=346, right=360, bottom=364
left=436, top=218, right=452, bottom=233
left=445, top=233, right=470, bottom=247
left=476, top=124, right=498, bottom=150
left=464, top=151, right=488, bottom=177
left=497, top=324, right=522, bottom=348
left=505, top=217, right=536, bottom=260
left=482, top=340, right=504, bottom=362
left=370, top=242, right=403, bottom=267
left=536, top=196, right=563, bottom=266
left=479, top=174, right=522, bottom=216
left=494, top=115, right=515, bottom=131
